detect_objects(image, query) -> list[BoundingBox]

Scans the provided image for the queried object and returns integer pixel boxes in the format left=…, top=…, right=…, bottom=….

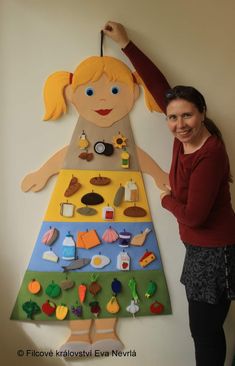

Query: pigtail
left=43, top=71, right=72, bottom=121
left=133, top=71, right=162, bottom=113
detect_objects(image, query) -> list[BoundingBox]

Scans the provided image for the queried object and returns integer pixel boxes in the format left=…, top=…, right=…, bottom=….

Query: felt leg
left=92, top=317, right=124, bottom=353
left=59, top=319, right=93, bottom=354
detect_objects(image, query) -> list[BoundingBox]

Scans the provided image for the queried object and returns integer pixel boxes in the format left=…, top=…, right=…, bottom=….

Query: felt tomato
left=42, top=300, right=56, bottom=316
left=56, top=305, right=68, bottom=320
left=27, top=279, right=41, bottom=294
left=150, top=301, right=164, bottom=314
left=45, top=281, right=61, bottom=298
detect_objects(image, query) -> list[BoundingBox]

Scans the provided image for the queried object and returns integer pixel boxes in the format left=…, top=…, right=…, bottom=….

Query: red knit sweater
left=124, top=41, right=235, bottom=247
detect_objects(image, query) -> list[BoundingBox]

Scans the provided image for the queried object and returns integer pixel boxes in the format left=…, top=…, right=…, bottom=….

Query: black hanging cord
left=100, top=30, right=104, bottom=57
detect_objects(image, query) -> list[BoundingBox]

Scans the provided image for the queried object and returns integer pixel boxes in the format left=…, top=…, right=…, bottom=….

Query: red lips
left=95, top=109, right=112, bottom=116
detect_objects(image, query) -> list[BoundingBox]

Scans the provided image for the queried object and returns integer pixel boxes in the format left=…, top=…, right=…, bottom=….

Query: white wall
left=1, top=0, right=235, bottom=365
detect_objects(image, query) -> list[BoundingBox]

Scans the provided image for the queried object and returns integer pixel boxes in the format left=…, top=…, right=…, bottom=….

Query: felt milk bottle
left=62, top=232, right=76, bottom=260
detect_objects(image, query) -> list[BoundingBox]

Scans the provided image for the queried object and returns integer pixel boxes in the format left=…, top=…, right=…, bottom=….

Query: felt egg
left=90, top=254, right=110, bottom=269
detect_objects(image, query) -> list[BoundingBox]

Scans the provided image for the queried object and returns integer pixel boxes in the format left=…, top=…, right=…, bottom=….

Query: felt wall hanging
left=12, top=33, right=171, bottom=356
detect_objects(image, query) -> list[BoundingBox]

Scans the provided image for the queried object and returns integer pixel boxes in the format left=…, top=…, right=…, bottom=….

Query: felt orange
left=28, top=279, right=41, bottom=294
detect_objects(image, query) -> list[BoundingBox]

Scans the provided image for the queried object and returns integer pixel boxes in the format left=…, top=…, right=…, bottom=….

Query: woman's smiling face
left=166, top=99, right=205, bottom=144
left=70, top=74, right=139, bottom=127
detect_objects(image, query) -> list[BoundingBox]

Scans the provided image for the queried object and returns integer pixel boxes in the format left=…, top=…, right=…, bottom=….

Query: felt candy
left=42, top=227, right=59, bottom=246
left=90, top=254, right=110, bottom=269
left=113, top=132, right=127, bottom=149
left=130, top=228, right=151, bottom=246
left=139, top=250, right=156, bottom=268
left=56, top=305, right=69, bottom=320
left=42, top=249, right=58, bottom=263
left=22, top=300, right=41, bottom=319
left=27, top=279, right=41, bottom=294
left=111, top=278, right=122, bottom=295
left=61, top=258, right=90, bottom=272
left=128, top=278, right=139, bottom=303
left=60, top=279, right=75, bottom=291
left=90, top=175, right=111, bottom=186
left=64, top=176, right=81, bottom=197
left=78, top=284, right=87, bottom=304
left=117, top=251, right=130, bottom=271
left=145, top=281, right=157, bottom=298
left=106, top=296, right=120, bottom=314
left=89, top=301, right=101, bottom=317
left=81, top=192, right=104, bottom=205
left=77, top=206, right=97, bottom=216
left=113, top=185, right=125, bottom=207
left=42, top=300, right=56, bottom=316
left=102, top=226, right=119, bottom=243
left=124, top=205, right=147, bottom=217
left=78, top=151, right=94, bottom=161
left=126, top=300, right=139, bottom=316
left=45, top=281, right=61, bottom=298
left=150, top=301, right=164, bottom=315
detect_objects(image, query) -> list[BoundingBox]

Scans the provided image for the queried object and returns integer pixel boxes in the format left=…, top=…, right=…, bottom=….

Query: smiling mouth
left=95, top=109, right=113, bottom=116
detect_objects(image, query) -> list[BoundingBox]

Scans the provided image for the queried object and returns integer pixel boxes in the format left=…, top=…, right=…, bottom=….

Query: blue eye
left=111, top=86, right=120, bottom=95
left=85, top=87, right=94, bottom=96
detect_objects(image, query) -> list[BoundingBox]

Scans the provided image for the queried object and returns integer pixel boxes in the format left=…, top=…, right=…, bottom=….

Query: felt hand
left=103, top=21, right=129, bottom=48
left=21, top=170, right=49, bottom=192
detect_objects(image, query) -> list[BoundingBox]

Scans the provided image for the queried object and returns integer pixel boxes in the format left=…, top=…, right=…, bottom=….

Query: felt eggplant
left=111, top=278, right=122, bottom=295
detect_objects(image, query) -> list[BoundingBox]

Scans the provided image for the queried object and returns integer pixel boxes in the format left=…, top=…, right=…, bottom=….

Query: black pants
left=188, top=293, right=231, bottom=366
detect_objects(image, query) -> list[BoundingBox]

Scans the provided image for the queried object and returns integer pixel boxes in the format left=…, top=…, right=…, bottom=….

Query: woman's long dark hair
left=165, top=85, right=233, bottom=182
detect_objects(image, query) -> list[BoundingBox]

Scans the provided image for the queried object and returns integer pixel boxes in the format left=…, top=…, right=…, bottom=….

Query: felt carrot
left=78, top=284, right=87, bottom=303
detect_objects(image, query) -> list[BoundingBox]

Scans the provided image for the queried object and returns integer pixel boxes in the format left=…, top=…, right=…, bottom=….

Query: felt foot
left=92, top=337, right=124, bottom=353
left=59, top=340, right=93, bottom=357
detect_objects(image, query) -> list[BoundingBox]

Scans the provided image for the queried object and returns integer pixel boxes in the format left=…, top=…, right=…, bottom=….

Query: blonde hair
left=43, top=56, right=162, bottom=121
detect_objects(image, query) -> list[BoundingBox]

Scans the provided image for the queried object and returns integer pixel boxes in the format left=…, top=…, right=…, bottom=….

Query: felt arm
left=136, top=145, right=169, bottom=190
left=21, top=146, right=68, bottom=192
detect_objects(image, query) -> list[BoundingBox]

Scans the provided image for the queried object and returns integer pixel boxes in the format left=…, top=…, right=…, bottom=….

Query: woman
left=103, top=21, right=235, bottom=366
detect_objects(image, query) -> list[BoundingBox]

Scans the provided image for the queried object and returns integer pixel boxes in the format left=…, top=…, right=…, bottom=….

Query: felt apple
left=42, top=300, right=56, bottom=316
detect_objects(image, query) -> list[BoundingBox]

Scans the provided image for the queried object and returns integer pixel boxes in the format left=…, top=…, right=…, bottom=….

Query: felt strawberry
left=42, top=300, right=56, bottom=316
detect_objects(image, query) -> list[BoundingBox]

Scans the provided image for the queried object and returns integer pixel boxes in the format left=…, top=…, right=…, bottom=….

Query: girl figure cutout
left=11, top=53, right=171, bottom=354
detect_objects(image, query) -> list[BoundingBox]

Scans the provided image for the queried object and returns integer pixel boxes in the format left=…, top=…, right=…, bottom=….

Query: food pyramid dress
left=11, top=55, right=171, bottom=332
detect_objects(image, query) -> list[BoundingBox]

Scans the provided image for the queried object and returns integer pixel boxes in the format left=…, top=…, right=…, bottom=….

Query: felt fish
left=61, top=258, right=90, bottom=272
